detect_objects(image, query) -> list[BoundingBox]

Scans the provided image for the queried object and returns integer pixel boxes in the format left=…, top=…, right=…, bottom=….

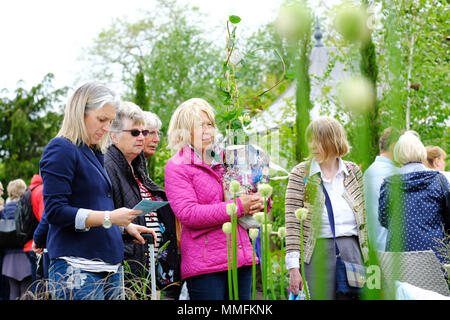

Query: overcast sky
left=0, top=0, right=284, bottom=95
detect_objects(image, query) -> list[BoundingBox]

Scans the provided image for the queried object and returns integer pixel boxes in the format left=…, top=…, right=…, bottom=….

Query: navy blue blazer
left=39, top=137, right=123, bottom=264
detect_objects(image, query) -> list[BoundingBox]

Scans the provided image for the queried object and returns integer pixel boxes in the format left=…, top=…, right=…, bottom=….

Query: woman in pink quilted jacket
left=165, top=98, right=264, bottom=300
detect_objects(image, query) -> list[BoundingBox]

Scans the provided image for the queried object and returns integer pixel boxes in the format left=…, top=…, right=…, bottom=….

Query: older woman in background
left=379, top=131, right=449, bottom=262
left=164, top=98, right=264, bottom=300
left=285, top=116, right=368, bottom=300
left=142, top=111, right=163, bottom=159
left=1, top=179, right=29, bottom=300
left=105, top=102, right=178, bottom=299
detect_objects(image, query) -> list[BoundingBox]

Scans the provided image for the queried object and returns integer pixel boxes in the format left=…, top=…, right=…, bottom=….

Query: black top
left=104, top=144, right=180, bottom=290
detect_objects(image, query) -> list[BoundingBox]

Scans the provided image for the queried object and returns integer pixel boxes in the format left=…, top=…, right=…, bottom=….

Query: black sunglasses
left=122, top=129, right=150, bottom=137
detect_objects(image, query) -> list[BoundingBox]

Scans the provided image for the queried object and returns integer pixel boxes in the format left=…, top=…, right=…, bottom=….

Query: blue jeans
left=48, top=259, right=123, bottom=300
left=186, top=266, right=252, bottom=300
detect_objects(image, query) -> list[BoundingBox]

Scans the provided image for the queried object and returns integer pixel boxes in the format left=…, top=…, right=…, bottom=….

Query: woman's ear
left=110, top=132, right=119, bottom=145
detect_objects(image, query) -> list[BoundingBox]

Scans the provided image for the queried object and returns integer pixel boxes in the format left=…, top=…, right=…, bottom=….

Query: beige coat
left=285, top=160, right=369, bottom=264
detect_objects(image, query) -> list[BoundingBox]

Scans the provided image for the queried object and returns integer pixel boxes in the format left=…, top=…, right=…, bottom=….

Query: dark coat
left=104, top=144, right=180, bottom=291
left=379, top=170, right=449, bottom=263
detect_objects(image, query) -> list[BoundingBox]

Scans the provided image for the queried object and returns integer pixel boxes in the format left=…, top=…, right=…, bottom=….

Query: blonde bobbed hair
left=7, top=179, right=27, bottom=202
left=57, top=81, right=120, bottom=153
left=393, top=130, right=427, bottom=166
left=167, top=98, right=217, bottom=151
left=305, top=116, right=350, bottom=163
left=425, top=146, right=447, bottom=169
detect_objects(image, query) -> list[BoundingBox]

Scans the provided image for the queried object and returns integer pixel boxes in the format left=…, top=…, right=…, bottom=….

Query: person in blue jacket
left=379, top=131, right=449, bottom=263
left=39, top=81, right=156, bottom=300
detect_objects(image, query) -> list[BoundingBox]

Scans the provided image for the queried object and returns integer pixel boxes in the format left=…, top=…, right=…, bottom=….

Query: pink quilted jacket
left=165, top=146, right=257, bottom=280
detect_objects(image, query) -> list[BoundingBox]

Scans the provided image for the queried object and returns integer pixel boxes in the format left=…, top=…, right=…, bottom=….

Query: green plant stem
left=269, top=236, right=275, bottom=300
left=252, top=240, right=256, bottom=300
left=300, top=219, right=310, bottom=300
left=280, top=238, right=285, bottom=300
left=260, top=227, right=267, bottom=300
left=264, top=198, right=270, bottom=300
left=232, top=195, right=239, bottom=300
left=227, top=233, right=233, bottom=300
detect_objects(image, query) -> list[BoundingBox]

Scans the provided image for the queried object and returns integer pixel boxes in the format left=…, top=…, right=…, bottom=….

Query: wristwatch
left=102, top=211, right=112, bottom=229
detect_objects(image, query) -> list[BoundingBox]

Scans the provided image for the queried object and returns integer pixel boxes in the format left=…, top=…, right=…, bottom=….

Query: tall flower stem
left=252, top=239, right=256, bottom=300
left=280, top=238, right=286, bottom=300
left=227, top=233, right=233, bottom=300
left=261, top=226, right=267, bottom=300
left=263, top=197, right=270, bottom=299
left=232, top=195, right=239, bottom=299
left=300, top=219, right=310, bottom=300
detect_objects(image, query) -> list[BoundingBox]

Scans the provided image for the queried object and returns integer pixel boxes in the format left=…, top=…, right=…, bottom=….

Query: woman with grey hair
left=39, top=82, right=155, bottom=300
left=142, top=111, right=163, bottom=158
left=379, top=131, right=450, bottom=262
left=105, top=102, right=180, bottom=299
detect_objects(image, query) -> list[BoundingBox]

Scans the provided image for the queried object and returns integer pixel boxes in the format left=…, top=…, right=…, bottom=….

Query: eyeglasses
left=196, top=122, right=214, bottom=130
left=122, top=129, right=150, bottom=137
left=122, top=129, right=164, bottom=137
left=147, top=130, right=163, bottom=137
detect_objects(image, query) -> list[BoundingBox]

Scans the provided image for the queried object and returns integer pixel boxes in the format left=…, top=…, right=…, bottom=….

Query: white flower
left=278, top=227, right=286, bottom=238
left=249, top=228, right=259, bottom=240
left=294, top=208, right=309, bottom=221
left=238, top=114, right=251, bottom=124
left=257, top=183, right=273, bottom=198
left=226, top=203, right=237, bottom=216
left=262, top=223, right=272, bottom=235
left=340, top=76, right=375, bottom=113
left=254, top=212, right=265, bottom=224
left=222, top=222, right=232, bottom=234
left=230, top=180, right=241, bottom=193
left=275, top=4, right=312, bottom=43
left=334, top=4, right=369, bottom=43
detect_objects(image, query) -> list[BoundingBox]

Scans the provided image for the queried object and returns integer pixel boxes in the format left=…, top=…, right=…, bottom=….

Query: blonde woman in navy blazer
left=40, top=82, right=156, bottom=300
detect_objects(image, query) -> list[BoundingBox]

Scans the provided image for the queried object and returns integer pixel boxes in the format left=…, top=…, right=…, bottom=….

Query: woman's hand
left=32, top=241, right=44, bottom=255
left=124, top=223, right=157, bottom=245
left=239, top=193, right=265, bottom=216
left=110, top=207, right=142, bottom=227
left=289, top=268, right=303, bottom=295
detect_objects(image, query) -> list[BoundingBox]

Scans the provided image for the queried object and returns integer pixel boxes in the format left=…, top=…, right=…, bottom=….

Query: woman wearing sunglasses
left=104, top=101, right=179, bottom=299
left=39, top=82, right=155, bottom=300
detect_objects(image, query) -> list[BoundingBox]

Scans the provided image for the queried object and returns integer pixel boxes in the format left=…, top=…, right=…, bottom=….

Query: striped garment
left=135, top=177, right=163, bottom=257
left=285, top=160, right=369, bottom=264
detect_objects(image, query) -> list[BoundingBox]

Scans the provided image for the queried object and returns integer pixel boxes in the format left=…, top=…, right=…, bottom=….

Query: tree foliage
left=82, top=0, right=222, bottom=129
left=377, top=0, right=449, bottom=151
left=0, top=74, right=67, bottom=186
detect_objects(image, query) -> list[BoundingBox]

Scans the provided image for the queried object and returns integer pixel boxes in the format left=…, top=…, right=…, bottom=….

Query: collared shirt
left=363, top=156, right=399, bottom=251
left=310, top=158, right=358, bottom=239
left=285, top=158, right=358, bottom=270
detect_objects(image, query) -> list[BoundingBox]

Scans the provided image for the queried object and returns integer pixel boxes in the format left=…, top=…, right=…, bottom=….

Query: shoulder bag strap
left=321, top=183, right=340, bottom=257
